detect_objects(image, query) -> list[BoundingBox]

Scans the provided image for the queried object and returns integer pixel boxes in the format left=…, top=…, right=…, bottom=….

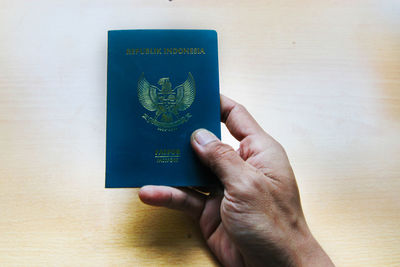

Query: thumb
left=191, top=129, right=247, bottom=189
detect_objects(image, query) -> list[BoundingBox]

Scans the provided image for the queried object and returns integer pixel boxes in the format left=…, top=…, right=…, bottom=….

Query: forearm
left=242, top=222, right=334, bottom=267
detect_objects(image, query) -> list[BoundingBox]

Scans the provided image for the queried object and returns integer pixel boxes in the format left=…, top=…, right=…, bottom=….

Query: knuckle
left=222, top=191, right=248, bottom=214
left=272, top=140, right=283, bottom=152
left=222, top=198, right=243, bottom=214
left=234, top=103, right=248, bottom=114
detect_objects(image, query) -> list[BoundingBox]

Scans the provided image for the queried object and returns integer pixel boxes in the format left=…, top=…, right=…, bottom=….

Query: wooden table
left=1, top=0, right=399, bottom=266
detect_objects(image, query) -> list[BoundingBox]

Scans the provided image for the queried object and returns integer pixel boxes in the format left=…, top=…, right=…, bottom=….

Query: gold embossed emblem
left=138, top=73, right=196, bottom=131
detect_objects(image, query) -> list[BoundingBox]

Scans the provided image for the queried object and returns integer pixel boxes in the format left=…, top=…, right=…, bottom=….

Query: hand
left=139, top=95, right=334, bottom=267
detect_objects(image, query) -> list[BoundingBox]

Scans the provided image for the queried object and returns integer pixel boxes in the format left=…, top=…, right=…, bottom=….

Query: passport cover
left=106, top=29, right=221, bottom=188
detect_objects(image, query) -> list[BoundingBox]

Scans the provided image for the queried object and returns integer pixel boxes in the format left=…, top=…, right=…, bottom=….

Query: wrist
left=290, top=227, right=334, bottom=267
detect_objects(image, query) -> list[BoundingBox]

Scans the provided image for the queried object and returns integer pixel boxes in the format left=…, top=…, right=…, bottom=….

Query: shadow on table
left=121, top=196, right=218, bottom=265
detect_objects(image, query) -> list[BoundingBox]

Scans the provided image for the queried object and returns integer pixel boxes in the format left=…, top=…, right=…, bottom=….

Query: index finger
left=220, top=94, right=264, bottom=141
left=139, top=186, right=206, bottom=220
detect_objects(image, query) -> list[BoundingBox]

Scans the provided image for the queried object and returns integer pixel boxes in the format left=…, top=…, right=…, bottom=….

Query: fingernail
left=193, top=129, right=218, bottom=146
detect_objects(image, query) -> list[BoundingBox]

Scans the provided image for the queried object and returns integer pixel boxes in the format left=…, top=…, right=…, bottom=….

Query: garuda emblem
left=138, top=72, right=195, bottom=131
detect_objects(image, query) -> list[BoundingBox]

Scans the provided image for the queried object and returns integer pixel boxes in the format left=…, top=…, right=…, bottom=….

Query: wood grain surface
left=0, top=0, right=399, bottom=266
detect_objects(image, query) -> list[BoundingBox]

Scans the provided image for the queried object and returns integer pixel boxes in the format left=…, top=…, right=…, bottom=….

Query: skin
left=139, top=95, right=334, bottom=267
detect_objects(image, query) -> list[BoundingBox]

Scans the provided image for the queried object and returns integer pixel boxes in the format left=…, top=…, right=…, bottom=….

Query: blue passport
left=106, top=30, right=221, bottom=188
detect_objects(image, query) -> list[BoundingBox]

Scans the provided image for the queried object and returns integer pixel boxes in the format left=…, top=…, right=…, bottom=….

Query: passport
left=106, top=30, right=221, bottom=188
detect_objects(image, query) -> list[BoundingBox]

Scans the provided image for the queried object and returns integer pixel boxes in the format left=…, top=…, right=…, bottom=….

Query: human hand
left=139, top=95, right=334, bottom=267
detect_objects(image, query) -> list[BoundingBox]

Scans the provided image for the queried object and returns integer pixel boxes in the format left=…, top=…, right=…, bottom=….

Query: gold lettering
left=154, top=148, right=181, bottom=163
left=126, top=48, right=206, bottom=56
